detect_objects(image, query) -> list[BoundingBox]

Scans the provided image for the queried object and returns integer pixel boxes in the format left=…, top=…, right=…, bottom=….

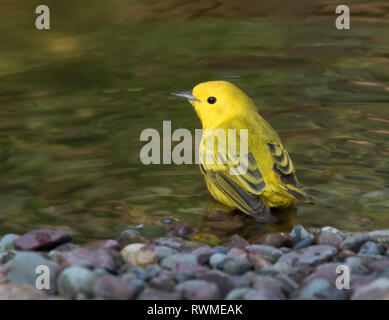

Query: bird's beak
left=171, top=90, right=201, bottom=102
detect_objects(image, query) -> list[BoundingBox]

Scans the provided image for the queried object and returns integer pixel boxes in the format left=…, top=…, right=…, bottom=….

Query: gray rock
left=137, top=288, right=180, bottom=300
left=57, top=266, right=97, bottom=299
left=196, top=270, right=235, bottom=298
left=3, top=251, right=60, bottom=295
left=149, top=272, right=176, bottom=291
left=222, top=259, right=252, bottom=275
left=175, top=280, right=220, bottom=300
left=209, top=253, right=230, bottom=268
left=154, top=246, right=178, bottom=260
left=214, top=246, right=228, bottom=254
left=226, top=288, right=251, bottom=300
left=161, top=253, right=198, bottom=269
left=369, top=230, right=389, bottom=246
left=0, top=284, right=47, bottom=300
left=93, top=275, right=139, bottom=300
left=276, top=274, right=299, bottom=295
left=246, top=245, right=282, bottom=263
left=290, top=225, right=314, bottom=249
left=340, top=233, right=370, bottom=251
left=356, top=253, right=385, bottom=265
left=244, top=276, right=285, bottom=300
left=316, top=227, right=345, bottom=249
left=352, top=278, right=389, bottom=300
left=297, top=279, right=331, bottom=299
left=14, top=229, right=72, bottom=251
left=192, top=247, right=215, bottom=265
left=0, top=234, right=20, bottom=252
left=276, top=245, right=337, bottom=269
left=359, top=241, right=384, bottom=255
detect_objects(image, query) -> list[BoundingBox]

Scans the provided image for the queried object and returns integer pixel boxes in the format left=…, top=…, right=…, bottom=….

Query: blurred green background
left=0, top=0, right=388, bottom=243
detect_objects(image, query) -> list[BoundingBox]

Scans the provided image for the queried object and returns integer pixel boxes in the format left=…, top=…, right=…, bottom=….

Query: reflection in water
left=0, top=0, right=388, bottom=243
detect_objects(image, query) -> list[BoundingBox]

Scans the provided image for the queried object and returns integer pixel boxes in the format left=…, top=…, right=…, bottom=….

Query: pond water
left=1, top=0, right=388, bottom=244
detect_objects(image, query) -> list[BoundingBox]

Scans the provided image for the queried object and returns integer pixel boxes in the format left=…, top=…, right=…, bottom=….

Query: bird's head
left=172, top=81, right=257, bottom=129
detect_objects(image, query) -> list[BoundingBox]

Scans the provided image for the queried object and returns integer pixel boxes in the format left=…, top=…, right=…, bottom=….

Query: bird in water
left=172, top=81, right=313, bottom=223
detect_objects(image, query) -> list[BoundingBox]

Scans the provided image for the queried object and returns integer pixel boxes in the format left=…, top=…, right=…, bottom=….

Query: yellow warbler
left=172, top=81, right=313, bottom=222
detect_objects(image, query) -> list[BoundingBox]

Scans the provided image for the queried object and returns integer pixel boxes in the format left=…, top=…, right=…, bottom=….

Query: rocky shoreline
left=1, top=224, right=389, bottom=300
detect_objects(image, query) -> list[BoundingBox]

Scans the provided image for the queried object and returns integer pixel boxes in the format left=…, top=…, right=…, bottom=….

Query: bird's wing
left=200, top=139, right=273, bottom=222
left=267, top=143, right=313, bottom=203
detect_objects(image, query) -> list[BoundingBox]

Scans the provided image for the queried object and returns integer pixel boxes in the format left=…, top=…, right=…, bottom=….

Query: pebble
left=209, top=253, right=230, bottom=269
left=196, top=270, right=235, bottom=298
left=2, top=251, right=60, bottom=295
left=175, top=280, right=220, bottom=300
left=83, top=240, right=120, bottom=251
left=170, top=223, right=194, bottom=239
left=0, top=283, right=47, bottom=300
left=14, top=229, right=72, bottom=251
left=137, top=288, right=180, bottom=300
left=246, top=244, right=282, bottom=263
left=276, top=245, right=337, bottom=269
left=214, top=246, right=228, bottom=254
left=228, top=234, right=249, bottom=250
left=352, top=278, right=389, bottom=300
left=297, top=278, right=331, bottom=299
left=252, top=232, right=291, bottom=248
left=154, top=246, right=178, bottom=261
left=57, top=266, right=97, bottom=299
left=192, top=247, right=215, bottom=265
left=368, top=259, right=389, bottom=272
left=59, top=247, right=124, bottom=270
left=359, top=241, right=384, bottom=255
left=161, top=253, right=198, bottom=269
left=121, top=244, right=156, bottom=267
left=149, top=272, right=176, bottom=291
left=222, top=259, right=252, bottom=275
left=369, top=230, right=389, bottom=246
left=0, top=234, right=20, bottom=252
left=316, top=226, right=345, bottom=249
left=93, top=275, right=139, bottom=300
left=226, top=288, right=251, bottom=300
left=340, top=233, right=370, bottom=251
left=246, top=251, right=272, bottom=269
left=244, top=276, right=285, bottom=300
left=290, top=225, right=314, bottom=249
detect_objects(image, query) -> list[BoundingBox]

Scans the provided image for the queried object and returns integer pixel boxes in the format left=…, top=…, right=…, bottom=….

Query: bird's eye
left=207, top=97, right=217, bottom=104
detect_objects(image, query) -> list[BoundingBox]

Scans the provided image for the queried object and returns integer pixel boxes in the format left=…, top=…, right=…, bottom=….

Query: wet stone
left=14, top=229, right=72, bottom=251
left=175, top=280, right=220, bottom=300
left=222, top=258, right=252, bottom=275
left=59, top=247, right=124, bottom=270
left=196, top=270, right=235, bottom=298
left=228, top=234, right=249, bottom=250
left=0, top=284, right=47, bottom=300
left=57, top=266, right=97, bottom=299
left=0, top=234, right=20, bottom=252
left=170, top=223, right=195, bottom=239
left=340, top=233, right=370, bottom=251
left=137, top=288, right=180, bottom=300
left=276, top=245, right=337, bottom=269
left=359, top=241, right=384, bottom=256
left=93, top=275, right=139, bottom=300
left=154, top=245, right=178, bottom=260
left=209, top=253, right=230, bottom=269
left=226, top=288, right=251, bottom=300
left=2, top=251, right=60, bottom=295
left=352, top=278, right=389, bottom=300
left=246, top=244, right=282, bottom=263
left=316, top=226, right=345, bottom=249
left=251, top=232, right=291, bottom=248
left=290, top=225, right=314, bottom=250
left=192, top=247, right=215, bottom=265
left=149, top=272, right=176, bottom=291
left=83, top=240, right=120, bottom=251
left=161, top=253, right=198, bottom=270
left=368, top=230, right=389, bottom=246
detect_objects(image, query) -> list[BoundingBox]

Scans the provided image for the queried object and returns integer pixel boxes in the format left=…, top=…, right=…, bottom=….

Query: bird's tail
left=286, top=185, right=315, bottom=205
